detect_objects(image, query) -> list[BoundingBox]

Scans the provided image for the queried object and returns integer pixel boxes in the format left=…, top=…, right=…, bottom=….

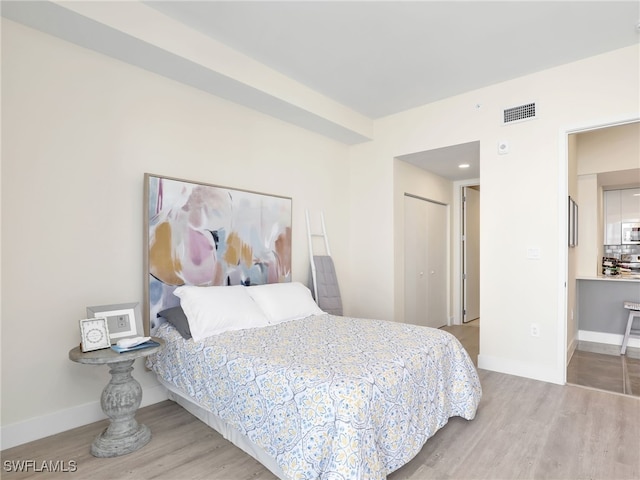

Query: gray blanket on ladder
left=312, top=255, right=343, bottom=316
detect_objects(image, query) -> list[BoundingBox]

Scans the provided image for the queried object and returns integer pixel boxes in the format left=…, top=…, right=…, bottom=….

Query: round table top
left=69, top=338, right=164, bottom=365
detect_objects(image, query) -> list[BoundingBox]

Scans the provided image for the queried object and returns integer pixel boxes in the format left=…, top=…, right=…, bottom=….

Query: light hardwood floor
left=567, top=349, right=640, bottom=398
left=441, top=320, right=479, bottom=366
left=3, top=322, right=639, bottom=480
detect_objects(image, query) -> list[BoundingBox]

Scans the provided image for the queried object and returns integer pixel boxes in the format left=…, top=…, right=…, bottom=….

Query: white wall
left=577, top=122, right=640, bottom=176
left=348, top=44, right=640, bottom=384
left=1, top=20, right=351, bottom=447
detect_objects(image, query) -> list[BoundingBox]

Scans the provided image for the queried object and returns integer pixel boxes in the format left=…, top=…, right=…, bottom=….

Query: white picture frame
left=79, top=317, right=111, bottom=352
left=86, top=302, right=143, bottom=344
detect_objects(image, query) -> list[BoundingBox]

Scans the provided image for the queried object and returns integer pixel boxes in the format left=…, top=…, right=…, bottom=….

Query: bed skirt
left=157, top=377, right=287, bottom=479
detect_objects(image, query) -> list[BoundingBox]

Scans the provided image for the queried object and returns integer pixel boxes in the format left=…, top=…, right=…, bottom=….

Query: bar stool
left=621, top=301, right=640, bottom=355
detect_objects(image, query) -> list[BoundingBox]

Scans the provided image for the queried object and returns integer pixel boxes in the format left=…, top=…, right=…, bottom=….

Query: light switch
left=526, top=247, right=541, bottom=259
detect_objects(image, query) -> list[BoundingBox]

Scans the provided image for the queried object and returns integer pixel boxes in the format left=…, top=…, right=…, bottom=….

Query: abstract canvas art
left=144, top=173, right=292, bottom=333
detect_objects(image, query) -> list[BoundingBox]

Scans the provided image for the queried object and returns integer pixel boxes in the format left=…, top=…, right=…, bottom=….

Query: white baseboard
left=578, top=329, right=640, bottom=349
left=567, top=336, right=578, bottom=365
left=0, top=384, right=168, bottom=451
left=477, top=354, right=564, bottom=385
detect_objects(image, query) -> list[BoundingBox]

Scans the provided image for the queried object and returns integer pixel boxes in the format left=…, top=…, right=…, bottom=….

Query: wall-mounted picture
left=86, top=302, right=142, bottom=344
left=568, top=196, right=578, bottom=247
left=144, top=173, right=292, bottom=334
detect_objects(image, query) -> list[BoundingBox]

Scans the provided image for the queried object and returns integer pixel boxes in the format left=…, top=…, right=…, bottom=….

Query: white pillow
left=173, top=285, right=269, bottom=342
left=246, top=282, right=325, bottom=324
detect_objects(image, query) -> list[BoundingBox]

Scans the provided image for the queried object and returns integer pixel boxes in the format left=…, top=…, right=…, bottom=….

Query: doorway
left=404, top=193, right=448, bottom=329
left=564, top=119, right=640, bottom=393
left=462, top=185, right=480, bottom=323
left=395, top=140, right=480, bottom=329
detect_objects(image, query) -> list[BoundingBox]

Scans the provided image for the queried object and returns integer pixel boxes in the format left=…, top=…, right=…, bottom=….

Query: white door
left=463, top=186, right=480, bottom=322
left=404, top=195, right=448, bottom=329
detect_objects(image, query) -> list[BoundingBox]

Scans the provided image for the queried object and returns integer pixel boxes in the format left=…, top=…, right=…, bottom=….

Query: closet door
left=426, top=199, right=447, bottom=328
left=404, top=195, right=448, bottom=329
left=404, top=195, right=428, bottom=327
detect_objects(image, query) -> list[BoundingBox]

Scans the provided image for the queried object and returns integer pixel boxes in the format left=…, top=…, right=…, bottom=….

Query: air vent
left=503, top=102, right=537, bottom=124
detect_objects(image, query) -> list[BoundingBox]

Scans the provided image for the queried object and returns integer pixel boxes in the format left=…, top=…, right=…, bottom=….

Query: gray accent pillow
left=157, top=306, right=192, bottom=339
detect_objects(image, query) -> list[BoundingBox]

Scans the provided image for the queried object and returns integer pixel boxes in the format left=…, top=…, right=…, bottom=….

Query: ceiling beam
left=2, top=0, right=373, bottom=144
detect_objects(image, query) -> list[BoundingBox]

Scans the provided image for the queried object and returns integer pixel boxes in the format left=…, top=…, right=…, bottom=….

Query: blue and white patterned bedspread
left=147, top=314, right=481, bottom=479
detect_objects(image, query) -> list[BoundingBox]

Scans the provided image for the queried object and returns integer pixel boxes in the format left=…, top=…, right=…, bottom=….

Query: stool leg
left=621, top=311, right=635, bottom=355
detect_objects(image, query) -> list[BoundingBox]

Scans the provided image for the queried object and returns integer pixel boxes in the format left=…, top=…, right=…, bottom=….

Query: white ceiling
left=398, top=141, right=481, bottom=181
left=3, top=1, right=639, bottom=180
left=144, top=1, right=640, bottom=119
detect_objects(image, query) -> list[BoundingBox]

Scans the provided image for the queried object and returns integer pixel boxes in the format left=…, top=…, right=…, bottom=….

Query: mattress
left=147, top=314, right=481, bottom=479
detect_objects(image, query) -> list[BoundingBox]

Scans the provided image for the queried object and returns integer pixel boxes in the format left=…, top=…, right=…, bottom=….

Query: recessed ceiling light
left=458, top=163, right=470, bottom=169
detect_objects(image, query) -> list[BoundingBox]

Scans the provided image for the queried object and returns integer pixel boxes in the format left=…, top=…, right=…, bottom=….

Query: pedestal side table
left=68, top=339, right=164, bottom=457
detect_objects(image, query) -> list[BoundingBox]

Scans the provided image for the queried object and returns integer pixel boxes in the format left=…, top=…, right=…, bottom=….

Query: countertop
left=577, top=275, right=640, bottom=283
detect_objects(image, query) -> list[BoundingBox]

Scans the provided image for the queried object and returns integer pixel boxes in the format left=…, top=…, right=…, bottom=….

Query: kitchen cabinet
left=604, top=189, right=622, bottom=245
left=604, top=188, right=640, bottom=245
left=620, top=187, right=640, bottom=223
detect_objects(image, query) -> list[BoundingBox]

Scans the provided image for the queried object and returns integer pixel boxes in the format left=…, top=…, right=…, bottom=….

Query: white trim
left=557, top=127, right=569, bottom=385
left=478, top=354, right=563, bottom=385
left=562, top=114, right=640, bottom=136
left=579, top=329, right=640, bottom=349
left=0, top=384, right=168, bottom=451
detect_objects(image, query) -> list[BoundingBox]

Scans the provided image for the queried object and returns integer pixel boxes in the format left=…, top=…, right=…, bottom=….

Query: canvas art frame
left=143, top=173, right=292, bottom=335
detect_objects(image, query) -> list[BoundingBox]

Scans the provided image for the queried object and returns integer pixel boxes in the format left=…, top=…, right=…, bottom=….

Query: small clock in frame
left=79, top=317, right=111, bottom=352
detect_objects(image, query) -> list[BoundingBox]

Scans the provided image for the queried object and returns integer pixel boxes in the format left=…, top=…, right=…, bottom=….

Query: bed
left=146, top=282, right=481, bottom=479
left=143, top=175, right=481, bottom=478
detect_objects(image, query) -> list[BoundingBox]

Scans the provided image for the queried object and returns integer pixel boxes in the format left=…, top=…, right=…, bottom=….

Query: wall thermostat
left=498, top=140, right=509, bottom=155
